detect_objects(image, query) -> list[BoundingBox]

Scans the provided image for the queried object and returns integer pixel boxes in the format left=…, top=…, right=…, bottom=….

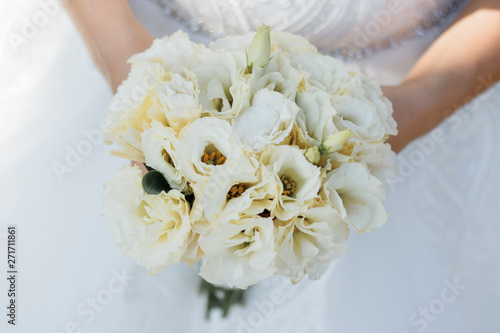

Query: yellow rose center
left=201, top=148, right=227, bottom=166
left=280, top=174, right=296, bottom=197
left=227, top=183, right=247, bottom=200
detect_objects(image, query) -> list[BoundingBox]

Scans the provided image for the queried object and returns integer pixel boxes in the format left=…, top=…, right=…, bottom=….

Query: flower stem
left=200, top=279, right=246, bottom=319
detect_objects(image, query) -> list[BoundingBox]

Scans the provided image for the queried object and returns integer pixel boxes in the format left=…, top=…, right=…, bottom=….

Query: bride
left=3, top=0, right=499, bottom=332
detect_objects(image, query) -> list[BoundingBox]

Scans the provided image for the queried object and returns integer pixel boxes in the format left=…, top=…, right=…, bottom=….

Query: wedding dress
left=2, top=0, right=499, bottom=332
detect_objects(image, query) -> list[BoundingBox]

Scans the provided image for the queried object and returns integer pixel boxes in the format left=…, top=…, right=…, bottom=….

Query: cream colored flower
left=261, top=145, right=321, bottom=220
left=295, top=85, right=339, bottom=145
left=332, top=73, right=397, bottom=142
left=321, top=162, right=387, bottom=233
left=271, top=31, right=318, bottom=56
left=176, top=117, right=249, bottom=184
left=103, top=62, right=166, bottom=162
left=332, top=99, right=385, bottom=143
left=102, top=164, right=193, bottom=274
left=287, top=123, right=311, bottom=150
left=352, top=141, right=397, bottom=181
left=141, top=121, right=187, bottom=191
left=232, top=89, right=299, bottom=151
left=274, top=201, right=349, bottom=283
left=199, top=216, right=277, bottom=289
left=190, top=49, right=249, bottom=120
left=359, top=74, right=398, bottom=137
left=200, top=156, right=278, bottom=224
left=181, top=232, right=203, bottom=267
left=248, top=48, right=304, bottom=100
left=148, top=71, right=202, bottom=133
left=291, top=52, right=350, bottom=94
left=210, top=34, right=253, bottom=54
left=108, top=128, right=147, bottom=163
left=129, top=31, right=205, bottom=69
left=292, top=53, right=396, bottom=142
left=208, top=35, right=249, bottom=71
left=104, top=31, right=207, bottom=161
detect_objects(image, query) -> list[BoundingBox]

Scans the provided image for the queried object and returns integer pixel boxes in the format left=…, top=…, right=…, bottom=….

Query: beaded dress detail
left=150, top=0, right=467, bottom=59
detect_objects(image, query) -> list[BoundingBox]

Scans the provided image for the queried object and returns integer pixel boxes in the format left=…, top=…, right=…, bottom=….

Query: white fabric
left=149, top=0, right=459, bottom=55
left=0, top=0, right=499, bottom=332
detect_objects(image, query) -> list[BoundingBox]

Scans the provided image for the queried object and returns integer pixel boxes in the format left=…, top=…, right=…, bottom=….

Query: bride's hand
left=63, top=0, right=154, bottom=92
left=382, top=83, right=430, bottom=154
left=384, top=0, right=500, bottom=153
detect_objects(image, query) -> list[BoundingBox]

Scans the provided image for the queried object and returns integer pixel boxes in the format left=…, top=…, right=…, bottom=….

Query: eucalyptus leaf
left=185, top=193, right=195, bottom=207
left=142, top=170, right=172, bottom=195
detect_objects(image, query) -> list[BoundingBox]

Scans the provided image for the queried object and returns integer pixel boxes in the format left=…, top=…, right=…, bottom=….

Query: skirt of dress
left=1, top=0, right=498, bottom=332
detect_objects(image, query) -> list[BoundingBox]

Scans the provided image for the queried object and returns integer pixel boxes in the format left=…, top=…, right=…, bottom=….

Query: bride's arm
left=385, top=0, right=500, bottom=152
left=63, top=0, right=153, bottom=92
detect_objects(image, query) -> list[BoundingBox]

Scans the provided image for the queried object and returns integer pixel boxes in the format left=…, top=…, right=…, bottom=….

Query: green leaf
left=142, top=170, right=172, bottom=195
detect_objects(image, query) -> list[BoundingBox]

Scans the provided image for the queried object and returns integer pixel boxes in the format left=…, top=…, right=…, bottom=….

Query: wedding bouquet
left=101, top=26, right=397, bottom=293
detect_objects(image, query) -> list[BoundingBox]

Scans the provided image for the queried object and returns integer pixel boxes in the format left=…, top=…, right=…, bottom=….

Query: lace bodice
left=151, top=0, right=467, bottom=59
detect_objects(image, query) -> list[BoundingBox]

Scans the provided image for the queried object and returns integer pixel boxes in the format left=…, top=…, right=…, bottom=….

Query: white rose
left=104, top=62, right=166, bottom=162
left=105, top=32, right=206, bottom=161
left=292, top=52, right=396, bottom=142
left=129, top=31, right=205, bottom=69
left=295, top=84, right=339, bottom=144
left=232, top=89, right=299, bottom=151
left=102, top=164, right=193, bottom=274
left=208, top=34, right=249, bottom=73
left=262, top=145, right=321, bottom=220
left=199, top=216, right=277, bottom=289
left=248, top=49, right=304, bottom=100
left=275, top=201, right=349, bottom=283
left=141, top=121, right=187, bottom=191
left=190, top=49, right=249, bottom=120
left=210, top=34, right=253, bottom=54
left=108, top=128, right=147, bottom=163
left=359, top=74, right=398, bottom=137
left=200, top=156, right=278, bottom=223
left=332, top=72, right=397, bottom=142
left=181, top=232, right=203, bottom=267
left=321, top=162, right=387, bottom=233
left=271, top=31, right=318, bottom=56
left=148, top=71, right=202, bottom=133
left=352, top=141, right=397, bottom=181
left=287, top=123, right=312, bottom=150
left=176, top=117, right=249, bottom=184
left=291, top=52, right=350, bottom=94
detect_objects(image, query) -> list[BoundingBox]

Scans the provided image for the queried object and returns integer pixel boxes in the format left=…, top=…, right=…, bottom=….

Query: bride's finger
left=131, top=161, right=148, bottom=176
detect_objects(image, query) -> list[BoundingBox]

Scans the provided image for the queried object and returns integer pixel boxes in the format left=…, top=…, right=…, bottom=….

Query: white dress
left=1, top=0, right=499, bottom=332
